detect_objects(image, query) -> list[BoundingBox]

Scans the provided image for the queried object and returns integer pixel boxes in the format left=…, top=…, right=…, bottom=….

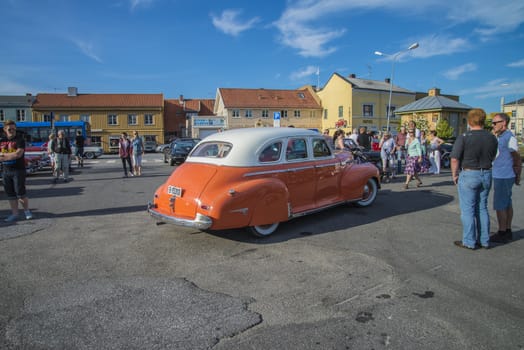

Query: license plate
left=167, top=185, right=182, bottom=197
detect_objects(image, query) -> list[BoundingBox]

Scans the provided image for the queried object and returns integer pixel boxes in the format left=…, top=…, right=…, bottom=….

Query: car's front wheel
left=354, top=178, right=378, bottom=207
left=247, top=223, right=279, bottom=237
left=84, top=152, right=95, bottom=159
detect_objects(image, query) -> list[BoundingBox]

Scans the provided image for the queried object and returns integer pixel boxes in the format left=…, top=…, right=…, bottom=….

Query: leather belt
left=462, top=167, right=491, bottom=171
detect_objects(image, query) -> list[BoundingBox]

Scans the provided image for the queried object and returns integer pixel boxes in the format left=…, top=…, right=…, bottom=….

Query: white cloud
left=507, top=58, right=524, bottom=68
left=443, top=63, right=477, bottom=80
left=458, top=78, right=524, bottom=99
left=274, top=0, right=523, bottom=57
left=72, top=39, right=102, bottom=63
left=211, top=10, right=260, bottom=36
left=410, top=35, right=470, bottom=59
left=290, top=66, right=319, bottom=80
left=130, top=0, right=154, bottom=11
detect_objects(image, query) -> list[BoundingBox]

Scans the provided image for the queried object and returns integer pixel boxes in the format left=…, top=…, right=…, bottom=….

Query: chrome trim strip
left=314, top=163, right=339, bottom=169
left=244, top=168, right=290, bottom=177
left=147, top=203, right=212, bottom=230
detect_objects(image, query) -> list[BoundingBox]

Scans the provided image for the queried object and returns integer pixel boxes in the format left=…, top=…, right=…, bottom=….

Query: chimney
left=179, top=95, right=184, bottom=103
left=67, top=87, right=78, bottom=97
left=428, top=88, right=441, bottom=96
left=385, top=78, right=391, bottom=84
left=26, top=93, right=32, bottom=96
left=349, top=74, right=356, bottom=78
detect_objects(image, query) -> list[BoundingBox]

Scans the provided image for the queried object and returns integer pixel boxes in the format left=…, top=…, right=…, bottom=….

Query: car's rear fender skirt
left=206, top=178, right=289, bottom=229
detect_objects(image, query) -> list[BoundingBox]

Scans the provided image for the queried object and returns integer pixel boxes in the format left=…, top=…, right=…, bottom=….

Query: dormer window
left=297, top=92, right=305, bottom=99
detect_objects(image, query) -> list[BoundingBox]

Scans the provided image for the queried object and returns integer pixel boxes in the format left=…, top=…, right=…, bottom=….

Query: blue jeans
left=457, top=169, right=492, bottom=247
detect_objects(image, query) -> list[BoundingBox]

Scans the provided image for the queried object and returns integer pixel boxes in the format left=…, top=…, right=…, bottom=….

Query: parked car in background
left=144, top=141, right=158, bottom=153
left=164, top=138, right=201, bottom=166
left=156, top=143, right=170, bottom=153
left=148, top=128, right=380, bottom=237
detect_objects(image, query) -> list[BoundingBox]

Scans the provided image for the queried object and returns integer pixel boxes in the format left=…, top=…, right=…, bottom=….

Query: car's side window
left=258, top=142, right=282, bottom=163
left=286, top=138, right=308, bottom=161
left=312, top=138, right=332, bottom=158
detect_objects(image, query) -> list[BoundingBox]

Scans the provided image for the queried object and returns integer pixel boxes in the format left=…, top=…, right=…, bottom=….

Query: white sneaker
left=4, top=214, right=18, bottom=223
left=25, top=210, right=33, bottom=220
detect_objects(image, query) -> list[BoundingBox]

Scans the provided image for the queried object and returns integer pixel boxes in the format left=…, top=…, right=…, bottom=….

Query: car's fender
left=204, top=177, right=289, bottom=230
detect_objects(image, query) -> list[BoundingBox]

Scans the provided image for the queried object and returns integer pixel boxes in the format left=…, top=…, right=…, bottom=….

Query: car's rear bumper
left=147, top=202, right=212, bottom=230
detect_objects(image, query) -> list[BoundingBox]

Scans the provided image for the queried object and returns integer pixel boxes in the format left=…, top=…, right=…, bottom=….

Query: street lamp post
left=501, top=83, right=520, bottom=135
left=374, top=42, right=419, bottom=131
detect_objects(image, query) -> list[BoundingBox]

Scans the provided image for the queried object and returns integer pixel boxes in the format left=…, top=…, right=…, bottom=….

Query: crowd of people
left=1, top=117, right=522, bottom=251
left=1, top=121, right=148, bottom=222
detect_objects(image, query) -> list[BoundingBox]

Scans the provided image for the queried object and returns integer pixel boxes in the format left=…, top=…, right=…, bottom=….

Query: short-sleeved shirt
left=493, top=130, right=518, bottom=179
left=75, top=135, right=85, bottom=148
left=0, top=133, right=25, bottom=170
left=450, top=130, right=498, bottom=169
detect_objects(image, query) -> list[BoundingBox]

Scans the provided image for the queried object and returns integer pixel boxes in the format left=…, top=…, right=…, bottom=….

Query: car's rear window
left=191, top=142, right=232, bottom=158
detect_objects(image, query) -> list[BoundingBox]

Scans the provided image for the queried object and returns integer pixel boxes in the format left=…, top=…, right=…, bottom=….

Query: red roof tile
left=33, top=93, right=164, bottom=109
left=218, top=88, right=320, bottom=109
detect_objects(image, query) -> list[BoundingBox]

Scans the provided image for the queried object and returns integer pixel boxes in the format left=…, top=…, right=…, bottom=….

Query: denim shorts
left=2, top=167, right=27, bottom=200
left=493, top=178, right=514, bottom=210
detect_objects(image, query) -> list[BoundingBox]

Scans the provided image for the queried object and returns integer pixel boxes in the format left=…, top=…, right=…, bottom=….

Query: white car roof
left=186, top=127, right=324, bottom=167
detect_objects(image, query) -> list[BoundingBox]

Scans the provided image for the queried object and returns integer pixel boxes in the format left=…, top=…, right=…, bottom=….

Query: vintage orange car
left=147, top=128, right=380, bottom=236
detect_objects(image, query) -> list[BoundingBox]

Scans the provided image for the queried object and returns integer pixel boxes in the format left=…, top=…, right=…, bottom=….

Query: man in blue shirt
left=490, top=113, right=522, bottom=243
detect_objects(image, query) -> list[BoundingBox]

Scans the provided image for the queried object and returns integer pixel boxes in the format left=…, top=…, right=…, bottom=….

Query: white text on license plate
left=167, top=185, right=182, bottom=197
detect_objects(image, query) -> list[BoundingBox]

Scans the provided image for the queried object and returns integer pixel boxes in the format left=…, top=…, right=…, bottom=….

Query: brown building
left=32, top=88, right=164, bottom=153
left=164, top=96, right=215, bottom=141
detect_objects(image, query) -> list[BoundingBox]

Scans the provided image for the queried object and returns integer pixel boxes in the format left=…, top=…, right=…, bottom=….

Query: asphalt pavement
left=1, top=154, right=523, bottom=349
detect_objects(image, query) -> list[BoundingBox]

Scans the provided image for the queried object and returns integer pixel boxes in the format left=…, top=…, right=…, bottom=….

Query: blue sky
left=1, top=0, right=523, bottom=113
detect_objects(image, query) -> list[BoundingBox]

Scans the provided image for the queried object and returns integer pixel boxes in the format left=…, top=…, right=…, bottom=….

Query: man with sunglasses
left=490, top=113, right=521, bottom=243
left=0, top=120, right=32, bottom=222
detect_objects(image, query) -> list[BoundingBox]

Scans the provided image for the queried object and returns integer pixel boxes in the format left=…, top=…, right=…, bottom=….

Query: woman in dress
left=403, top=129, right=423, bottom=189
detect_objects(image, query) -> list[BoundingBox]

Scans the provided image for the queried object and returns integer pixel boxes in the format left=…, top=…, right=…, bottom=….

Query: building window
left=310, top=111, right=316, bottom=118
left=363, top=104, right=374, bottom=117
left=0, top=109, right=4, bottom=121
left=281, top=110, right=288, bottom=118
left=324, top=109, right=328, bottom=119
left=262, top=109, right=269, bottom=118
left=91, top=136, right=102, bottom=147
left=108, top=114, right=118, bottom=125
left=245, top=109, right=253, bottom=118
left=59, top=114, right=70, bottom=122
left=80, top=114, right=91, bottom=123
left=387, top=105, right=396, bottom=118
left=232, top=109, right=240, bottom=118
left=512, top=110, right=516, bottom=118
left=144, top=114, right=154, bottom=125
left=128, top=114, right=138, bottom=125
left=294, top=110, right=301, bottom=118
left=298, top=92, right=305, bottom=99
left=43, top=114, right=52, bottom=122
left=16, top=109, right=26, bottom=122
left=338, top=106, right=343, bottom=118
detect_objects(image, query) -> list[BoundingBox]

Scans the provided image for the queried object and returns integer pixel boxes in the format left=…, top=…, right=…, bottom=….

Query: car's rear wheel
left=84, top=152, right=95, bottom=159
left=354, top=178, right=378, bottom=207
left=247, top=223, right=279, bottom=237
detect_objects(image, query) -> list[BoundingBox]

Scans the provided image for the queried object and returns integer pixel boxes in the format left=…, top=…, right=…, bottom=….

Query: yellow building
left=316, top=73, right=416, bottom=135
left=395, top=88, right=471, bottom=137
left=32, top=88, right=164, bottom=153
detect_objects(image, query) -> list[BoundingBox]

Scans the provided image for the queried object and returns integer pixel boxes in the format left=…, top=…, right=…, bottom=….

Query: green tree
left=435, top=119, right=454, bottom=139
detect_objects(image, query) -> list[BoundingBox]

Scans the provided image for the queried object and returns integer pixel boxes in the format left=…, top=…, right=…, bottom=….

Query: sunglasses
left=492, top=120, right=503, bottom=125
